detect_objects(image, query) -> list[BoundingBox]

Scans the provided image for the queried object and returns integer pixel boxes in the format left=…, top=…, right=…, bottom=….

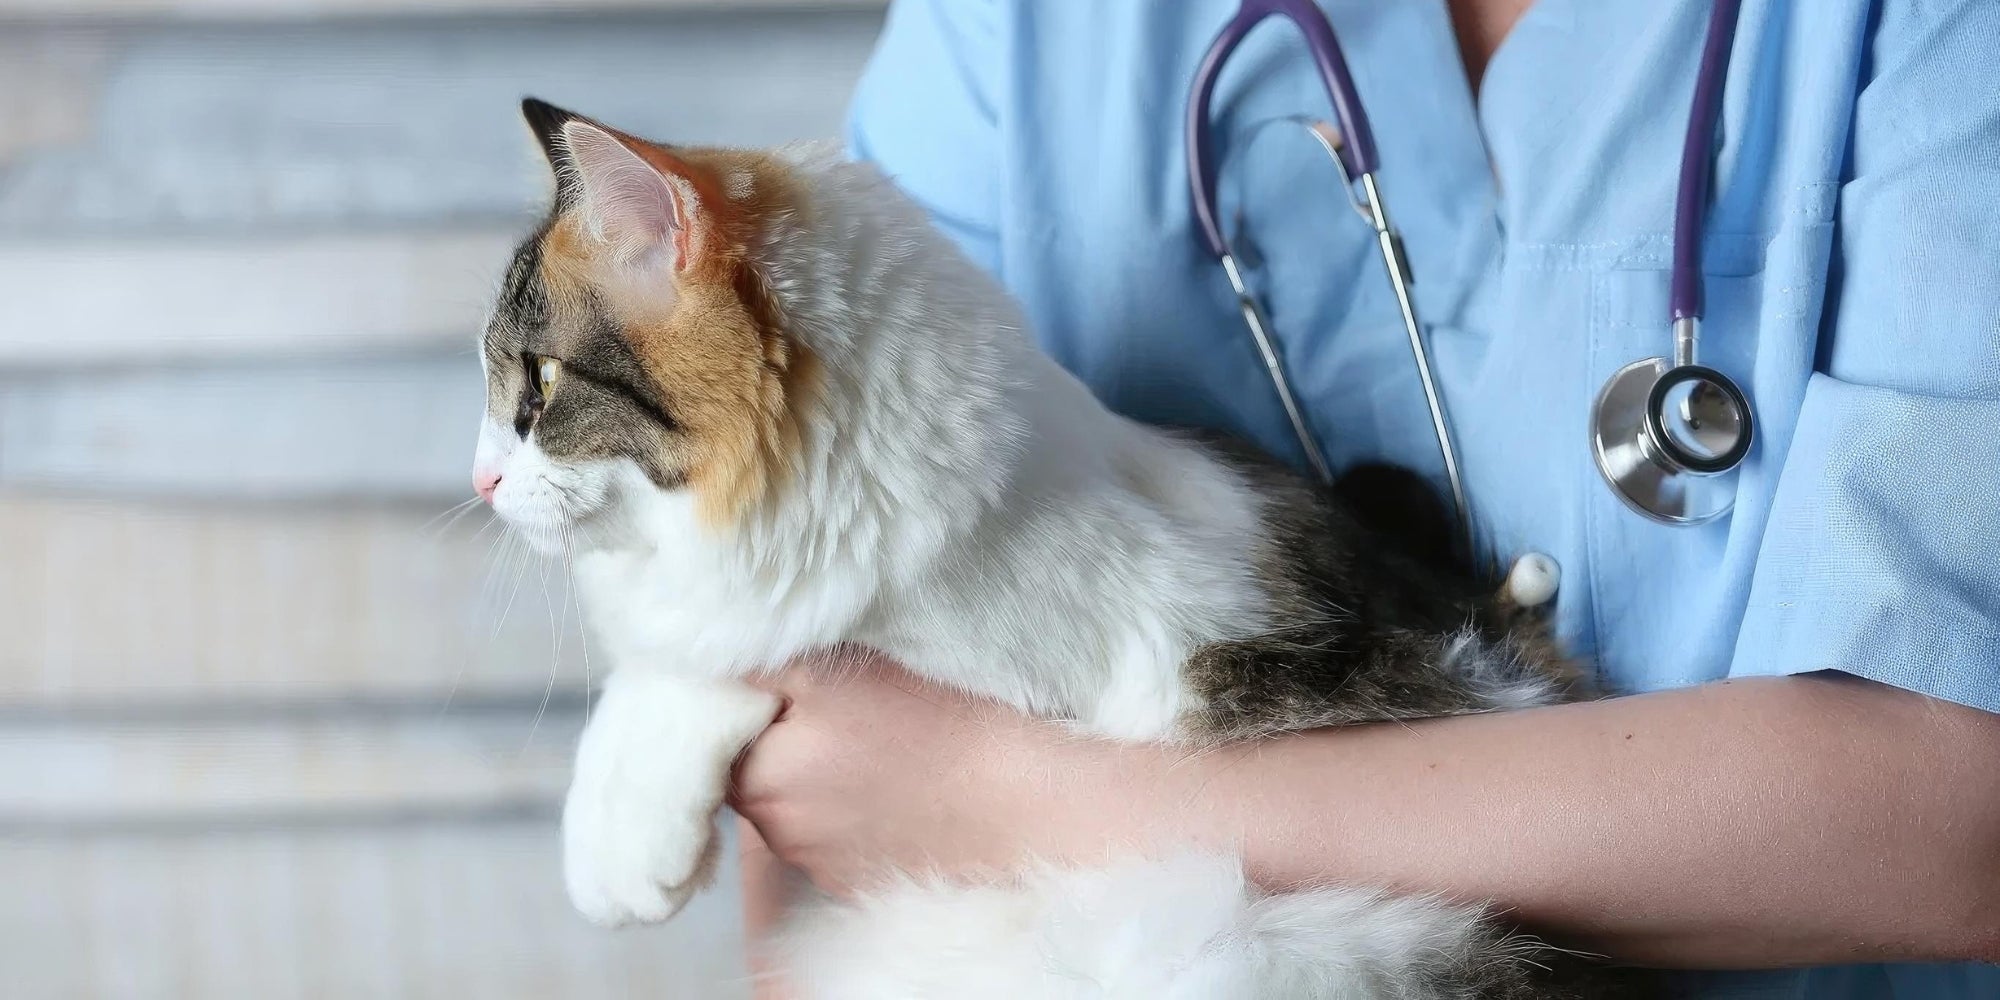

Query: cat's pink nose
left=474, top=468, right=502, bottom=505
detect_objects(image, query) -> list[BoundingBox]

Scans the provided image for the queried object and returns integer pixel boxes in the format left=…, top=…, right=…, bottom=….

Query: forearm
left=1104, top=675, right=2000, bottom=967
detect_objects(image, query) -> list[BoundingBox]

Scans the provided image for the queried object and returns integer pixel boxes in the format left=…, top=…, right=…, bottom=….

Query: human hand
left=729, top=652, right=1210, bottom=896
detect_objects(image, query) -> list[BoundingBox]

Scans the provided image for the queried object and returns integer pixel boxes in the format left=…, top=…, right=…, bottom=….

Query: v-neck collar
left=1438, top=0, right=1575, bottom=204
left=1373, top=0, right=1509, bottom=322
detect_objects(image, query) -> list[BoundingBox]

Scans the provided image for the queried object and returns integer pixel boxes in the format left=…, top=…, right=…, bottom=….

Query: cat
left=472, top=98, right=1629, bottom=998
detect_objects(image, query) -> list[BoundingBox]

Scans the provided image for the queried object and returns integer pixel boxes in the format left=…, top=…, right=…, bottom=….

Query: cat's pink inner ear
left=560, top=120, right=690, bottom=267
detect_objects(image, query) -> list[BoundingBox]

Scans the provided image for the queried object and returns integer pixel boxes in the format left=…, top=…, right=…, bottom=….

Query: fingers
left=729, top=680, right=835, bottom=808
left=728, top=652, right=928, bottom=825
left=728, top=729, right=791, bottom=811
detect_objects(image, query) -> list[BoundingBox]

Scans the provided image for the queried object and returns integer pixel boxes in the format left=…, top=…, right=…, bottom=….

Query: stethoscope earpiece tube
left=1187, top=0, right=1380, bottom=262
left=1669, top=0, right=1744, bottom=327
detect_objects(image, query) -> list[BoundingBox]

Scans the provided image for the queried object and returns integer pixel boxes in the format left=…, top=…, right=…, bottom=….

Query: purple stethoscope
left=1188, top=0, right=1753, bottom=534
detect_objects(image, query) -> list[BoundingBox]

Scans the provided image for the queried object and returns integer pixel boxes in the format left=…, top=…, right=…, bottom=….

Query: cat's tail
left=766, top=853, right=1622, bottom=999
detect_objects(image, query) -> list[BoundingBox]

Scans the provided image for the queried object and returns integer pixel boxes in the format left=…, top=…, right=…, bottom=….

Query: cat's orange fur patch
left=540, top=138, right=820, bottom=528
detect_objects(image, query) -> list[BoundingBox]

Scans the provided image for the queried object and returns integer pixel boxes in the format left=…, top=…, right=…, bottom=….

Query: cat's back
left=1171, top=440, right=1587, bottom=740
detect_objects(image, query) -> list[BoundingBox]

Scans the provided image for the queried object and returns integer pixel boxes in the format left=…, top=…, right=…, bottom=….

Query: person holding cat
left=732, top=0, right=2000, bottom=996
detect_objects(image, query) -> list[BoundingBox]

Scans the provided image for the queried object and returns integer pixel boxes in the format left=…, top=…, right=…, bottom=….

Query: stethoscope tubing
left=1187, top=0, right=1754, bottom=537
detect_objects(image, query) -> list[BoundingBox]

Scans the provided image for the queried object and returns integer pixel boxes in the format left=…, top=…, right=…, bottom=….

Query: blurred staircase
left=0, top=2, right=885, bottom=996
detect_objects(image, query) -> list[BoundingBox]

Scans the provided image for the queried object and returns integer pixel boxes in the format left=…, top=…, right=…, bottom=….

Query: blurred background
left=0, top=1, right=885, bottom=996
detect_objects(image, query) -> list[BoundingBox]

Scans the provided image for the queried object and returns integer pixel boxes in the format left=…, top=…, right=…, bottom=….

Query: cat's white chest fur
left=572, top=500, right=870, bottom=679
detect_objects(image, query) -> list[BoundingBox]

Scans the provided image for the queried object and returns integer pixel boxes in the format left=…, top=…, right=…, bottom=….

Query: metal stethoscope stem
left=1357, top=171, right=1472, bottom=551
left=1217, top=251, right=1334, bottom=485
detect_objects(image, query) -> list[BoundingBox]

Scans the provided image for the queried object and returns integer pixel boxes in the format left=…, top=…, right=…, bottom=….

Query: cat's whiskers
left=561, top=521, right=597, bottom=726
left=472, top=514, right=516, bottom=609
left=418, top=495, right=485, bottom=539
left=487, top=528, right=536, bottom=646
left=469, top=510, right=506, bottom=545
left=520, top=493, right=601, bottom=752
left=521, top=521, right=570, bottom=755
left=441, top=526, right=526, bottom=717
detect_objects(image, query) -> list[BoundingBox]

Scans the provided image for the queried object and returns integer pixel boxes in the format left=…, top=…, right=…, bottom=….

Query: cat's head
left=473, top=99, right=820, bottom=552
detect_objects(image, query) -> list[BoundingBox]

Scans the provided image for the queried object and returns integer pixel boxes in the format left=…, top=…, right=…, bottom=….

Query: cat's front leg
left=563, top=668, right=779, bottom=927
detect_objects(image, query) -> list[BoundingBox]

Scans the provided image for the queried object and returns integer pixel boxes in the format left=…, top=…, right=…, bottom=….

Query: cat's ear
left=558, top=118, right=694, bottom=271
left=518, top=98, right=698, bottom=271
left=520, top=97, right=576, bottom=170
left=521, top=97, right=585, bottom=206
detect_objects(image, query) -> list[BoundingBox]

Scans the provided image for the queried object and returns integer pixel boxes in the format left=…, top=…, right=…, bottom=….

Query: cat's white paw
left=557, top=671, right=779, bottom=928
left=561, top=777, right=719, bottom=927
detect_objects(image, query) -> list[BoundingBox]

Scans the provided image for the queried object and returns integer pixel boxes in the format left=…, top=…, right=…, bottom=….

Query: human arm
left=733, top=656, right=2000, bottom=968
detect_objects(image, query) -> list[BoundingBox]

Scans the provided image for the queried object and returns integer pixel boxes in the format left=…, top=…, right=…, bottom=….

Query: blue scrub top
left=846, top=1, right=2000, bottom=994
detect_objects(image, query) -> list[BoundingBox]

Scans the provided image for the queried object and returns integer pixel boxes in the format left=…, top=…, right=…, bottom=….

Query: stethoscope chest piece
left=1591, top=357, right=1753, bottom=526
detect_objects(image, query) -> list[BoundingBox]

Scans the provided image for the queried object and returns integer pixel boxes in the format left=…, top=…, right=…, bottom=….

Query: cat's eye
left=530, top=354, right=562, bottom=394
left=515, top=353, right=563, bottom=438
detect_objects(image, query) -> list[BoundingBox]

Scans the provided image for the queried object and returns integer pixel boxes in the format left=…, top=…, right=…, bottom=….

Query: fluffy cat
left=473, top=98, right=1625, bottom=998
